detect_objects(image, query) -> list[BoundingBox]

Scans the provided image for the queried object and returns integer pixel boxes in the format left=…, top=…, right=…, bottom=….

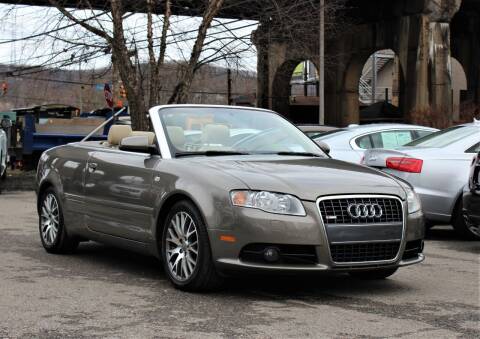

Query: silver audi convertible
left=36, top=105, right=425, bottom=291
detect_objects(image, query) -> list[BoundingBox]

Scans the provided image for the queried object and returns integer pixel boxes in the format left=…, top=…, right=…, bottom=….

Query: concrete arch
left=339, top=48, right=405, bottom=125
left=450, top=57, right=469, bottom=120
left=271, top=59, right=304, bottom=121
left=271, top=58, right=321, bottom=123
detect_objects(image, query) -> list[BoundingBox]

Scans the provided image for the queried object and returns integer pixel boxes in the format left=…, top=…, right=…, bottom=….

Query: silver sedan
left=314, top=124, right=438, bottom=163
left=364, top=123, right=480, bottom=239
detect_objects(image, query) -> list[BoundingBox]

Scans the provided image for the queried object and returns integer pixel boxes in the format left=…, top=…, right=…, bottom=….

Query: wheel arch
left=37, top=181, right=55, bottom=214
left=450, top=189, right=465, bottom=223
left=153, top=191, right=208, bottom=257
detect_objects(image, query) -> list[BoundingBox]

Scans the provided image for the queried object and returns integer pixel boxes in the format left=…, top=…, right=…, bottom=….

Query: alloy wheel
left=165, top=211, right=199, bottom=281
left=40, top=193, right=60, bottom=246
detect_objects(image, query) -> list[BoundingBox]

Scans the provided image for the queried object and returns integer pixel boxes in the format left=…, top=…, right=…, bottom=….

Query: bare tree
left=167, top=0, right=224, bottom=103
left=45, top=0, right=228, bottom=130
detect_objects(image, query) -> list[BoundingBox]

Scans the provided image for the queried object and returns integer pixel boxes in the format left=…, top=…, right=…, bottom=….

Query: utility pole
left=319, top=0, right=325, bottom=125
left=227, top=68, right=233, bottom=105
left=78, top=62, right=83, bottom=115
left=372, top=52, right=377, bottom=104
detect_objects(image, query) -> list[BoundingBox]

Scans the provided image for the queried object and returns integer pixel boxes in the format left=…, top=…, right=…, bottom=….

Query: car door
left=84, top=149, right=161, bottom=242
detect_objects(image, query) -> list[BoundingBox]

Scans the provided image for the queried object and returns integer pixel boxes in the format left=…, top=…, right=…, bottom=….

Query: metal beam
left=0, top=0, right=261, bottom=19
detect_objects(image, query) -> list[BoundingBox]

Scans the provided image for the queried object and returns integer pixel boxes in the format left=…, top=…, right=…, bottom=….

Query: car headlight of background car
left=230, top=190, right=306, bottom=216
left=405, top=186, right=422, bottom=214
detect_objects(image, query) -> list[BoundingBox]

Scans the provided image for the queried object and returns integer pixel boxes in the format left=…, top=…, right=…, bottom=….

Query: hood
left=188, top=155, right=405, bottom=201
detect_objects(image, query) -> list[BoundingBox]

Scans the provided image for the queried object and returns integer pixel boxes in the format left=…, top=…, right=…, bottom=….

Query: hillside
left=0, top=64, right=257, bottom=112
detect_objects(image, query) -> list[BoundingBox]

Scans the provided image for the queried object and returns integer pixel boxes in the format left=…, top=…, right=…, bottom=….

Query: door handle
left=88, top=162, right=98, bottom=172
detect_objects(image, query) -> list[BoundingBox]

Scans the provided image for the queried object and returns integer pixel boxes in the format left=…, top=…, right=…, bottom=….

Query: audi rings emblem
left=347, top=203, right=383, bottom=218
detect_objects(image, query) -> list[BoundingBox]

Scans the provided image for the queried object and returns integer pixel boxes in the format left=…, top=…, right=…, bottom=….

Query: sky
left=0, top=3, right=259, bottom=74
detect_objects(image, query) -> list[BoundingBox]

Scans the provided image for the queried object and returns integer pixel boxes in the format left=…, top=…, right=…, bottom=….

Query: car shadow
left=72, top=241, right=165, bottom=282
left=425, top=225, right=463, bottom=240
left=68, top=241, right=413, bottom=298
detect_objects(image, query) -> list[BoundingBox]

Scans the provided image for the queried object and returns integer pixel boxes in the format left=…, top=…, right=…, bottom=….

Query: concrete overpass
left=1, top=0, right=479, bottom=126
left=254, top=0, right=480, bottom=126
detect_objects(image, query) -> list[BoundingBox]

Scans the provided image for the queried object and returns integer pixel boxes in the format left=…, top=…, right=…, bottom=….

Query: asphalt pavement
left=0, top=191, right=479, bottom=338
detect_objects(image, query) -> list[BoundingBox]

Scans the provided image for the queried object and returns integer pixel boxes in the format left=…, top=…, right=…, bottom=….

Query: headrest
left=132, top=131, right=156, bottom=145
left=108, top=125, right=132, bottom=145
left=201, top=124, right=230, bottom=146
left=167, top=126, right=186, bottom=149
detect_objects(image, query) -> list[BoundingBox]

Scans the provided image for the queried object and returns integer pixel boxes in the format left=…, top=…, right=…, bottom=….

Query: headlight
left=405, top=186, right=422, bottom=214
left=230, top=190, right=306, bottom=216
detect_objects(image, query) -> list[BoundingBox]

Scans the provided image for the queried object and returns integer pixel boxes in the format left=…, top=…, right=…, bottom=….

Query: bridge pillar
left=252, top=23, right=317, bottom=121
left=400, top=0, right=462, bottom=127
left=452, top=1, right=480, bottom=117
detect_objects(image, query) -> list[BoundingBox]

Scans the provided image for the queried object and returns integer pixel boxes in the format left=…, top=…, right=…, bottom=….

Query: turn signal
left=386, top=157, right=423, bottom=173
left=231, top=191, right=248, bottom=206
left=220, top=235, right=236, bottom=243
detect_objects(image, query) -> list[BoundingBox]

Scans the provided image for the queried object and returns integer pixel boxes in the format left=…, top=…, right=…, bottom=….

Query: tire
left=452, top=200, right=480, bottom=240
left=0, top=150, right=6, bottom=181
left=161, top=200, right=223, bottom=292
left=39, top=187, right=79, bottom=254
left=349, top=267, right=398, bottom=280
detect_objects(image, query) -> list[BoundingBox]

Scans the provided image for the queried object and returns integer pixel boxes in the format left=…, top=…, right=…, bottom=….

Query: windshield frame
left=149, top=105, right=327, bottom=159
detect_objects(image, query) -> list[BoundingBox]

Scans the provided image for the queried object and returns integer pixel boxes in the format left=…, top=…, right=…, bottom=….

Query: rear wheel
left=452, top=200, right=480, bottom=240
left=161, top=200, right=223, bottom=291
left=349, top=267, right=398, bottom=280
left=39, top=188, right=79, bottom=254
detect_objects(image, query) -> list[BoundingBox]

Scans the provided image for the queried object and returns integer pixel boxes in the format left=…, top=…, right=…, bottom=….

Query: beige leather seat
left=132, top=131, right=156, bottom=145
left=167, top=126, right=186, bottom=149
left=201, top=124, right=230, bottom=146
left=107, top=125, right=132, bottom=146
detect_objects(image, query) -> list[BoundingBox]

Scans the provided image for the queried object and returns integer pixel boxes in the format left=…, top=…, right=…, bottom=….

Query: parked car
left=0, top=128, right=7, bottom=181
left=462, top=152, right=480, bottom=239
left=364, top=123, right=480, bottom=238
left=297, top=124, right=338, bottom=139
left=36, top=105, right=425, bottom=292
left=313, top=124, right=438, bottom=163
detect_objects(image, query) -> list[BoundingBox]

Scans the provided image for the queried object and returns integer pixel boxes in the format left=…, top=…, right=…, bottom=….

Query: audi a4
left=36, top=105, right=425, bottom=291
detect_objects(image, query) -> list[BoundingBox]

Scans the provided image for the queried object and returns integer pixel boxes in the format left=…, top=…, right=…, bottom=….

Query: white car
left=314, top=124, right=438, bottom=163
left=364, top=123, right=480, bottom=239
left=0, top=129, right=7, bottom=180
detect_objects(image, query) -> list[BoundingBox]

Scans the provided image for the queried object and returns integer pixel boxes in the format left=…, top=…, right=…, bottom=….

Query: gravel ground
left=0, top=191, right=479, bottom=338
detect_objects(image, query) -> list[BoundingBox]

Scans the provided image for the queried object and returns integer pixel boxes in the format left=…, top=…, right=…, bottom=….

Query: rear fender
left=364, top=149, right=410, bottom=168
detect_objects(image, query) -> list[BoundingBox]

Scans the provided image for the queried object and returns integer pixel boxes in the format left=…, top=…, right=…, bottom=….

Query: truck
left=5, top=104, right=127, bottom=170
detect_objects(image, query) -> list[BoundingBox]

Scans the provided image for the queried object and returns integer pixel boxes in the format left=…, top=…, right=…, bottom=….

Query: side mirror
left=315, top=140, right=330, bottom=155
left=120, top=136, right=158, bottom=155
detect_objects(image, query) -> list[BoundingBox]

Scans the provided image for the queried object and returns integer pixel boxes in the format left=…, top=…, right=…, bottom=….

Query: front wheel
left=161, top=200, right=223, bottom=291
left=39, top=188, right=79, bottom=254
left=349, top=267, right=398, bottom=280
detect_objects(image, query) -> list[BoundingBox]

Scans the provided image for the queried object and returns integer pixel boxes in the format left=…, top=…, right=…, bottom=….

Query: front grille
left=318, top=197, right=403, bottom=224
left=330, top=242, right=400, bottom=263
left=240, top=243, right=318, bottom=265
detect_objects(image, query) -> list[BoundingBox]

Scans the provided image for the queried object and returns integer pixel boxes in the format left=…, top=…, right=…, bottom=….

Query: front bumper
left=210, top=199, right=425, bottom=273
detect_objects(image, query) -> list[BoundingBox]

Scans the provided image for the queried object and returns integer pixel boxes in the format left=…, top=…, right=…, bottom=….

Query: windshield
left=158, top=107, right=326, bottom=157
left=405, top=125, right=479, bottom=148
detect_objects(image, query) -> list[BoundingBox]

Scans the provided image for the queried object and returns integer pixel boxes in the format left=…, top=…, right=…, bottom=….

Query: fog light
left=263, top=247, right=280, bottom=262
